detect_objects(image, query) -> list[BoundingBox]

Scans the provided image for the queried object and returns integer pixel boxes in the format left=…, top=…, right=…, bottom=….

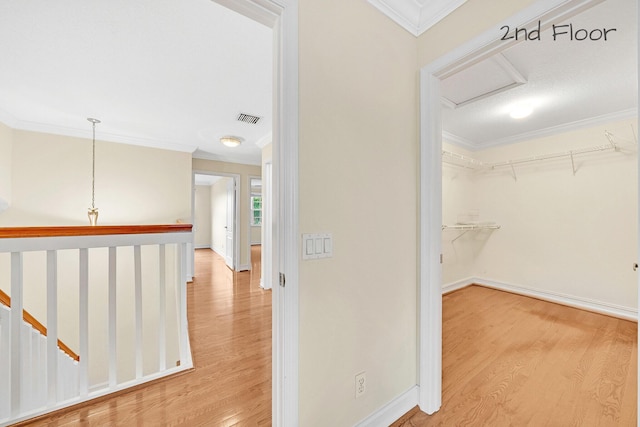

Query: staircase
left=0, top=301, right=79, bottom=419
left=0, top=224, right=193, bottom=426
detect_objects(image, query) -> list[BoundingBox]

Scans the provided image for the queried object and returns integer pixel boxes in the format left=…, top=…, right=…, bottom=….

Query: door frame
left=262, top=161, right=273, bottom=289
left=225, top=175, right=238, bottom=269
left=248, top=174, right=263, bottom=264
left=209, top=1, right=299, bottom=425
left=418, top=0, right=623, bottom=413
left=192, top=171, right=241, bottom=271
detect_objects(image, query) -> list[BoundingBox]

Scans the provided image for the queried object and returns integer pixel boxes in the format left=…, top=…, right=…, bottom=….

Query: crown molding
left=442, top=131, right=478, bottom=150
left=255, top=132, right=272, bottom=148
left=480, top=108, right=639, bottom=149
left=6, top=118, right=200, bottom=154
left=444, top=109, right=638, bottom=151
left=192, top=149, right=262, bottom=166
left=367, top=0, right=467, bottom=36
left=0, top=108, right=19, bottom=128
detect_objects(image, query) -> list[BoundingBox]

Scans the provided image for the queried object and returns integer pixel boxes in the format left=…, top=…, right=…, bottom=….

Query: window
left=251, top=195, right=262, bottom=226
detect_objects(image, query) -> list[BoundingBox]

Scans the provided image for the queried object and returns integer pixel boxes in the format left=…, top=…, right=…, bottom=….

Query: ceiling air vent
left=237, top=112, right=261, bottom=125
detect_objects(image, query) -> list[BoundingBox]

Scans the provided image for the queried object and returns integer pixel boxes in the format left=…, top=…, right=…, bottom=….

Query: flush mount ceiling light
left=509, top=104, right=533, bottom=119
left=220, top=136, right=242, bottom=148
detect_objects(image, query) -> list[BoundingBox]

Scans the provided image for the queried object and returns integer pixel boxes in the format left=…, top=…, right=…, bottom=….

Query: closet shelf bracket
left=442, top=223, right=501, bottom=243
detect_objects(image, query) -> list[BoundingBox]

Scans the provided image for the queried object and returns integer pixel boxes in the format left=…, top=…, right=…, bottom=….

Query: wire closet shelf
left=442, top=127, right=638, bottom=179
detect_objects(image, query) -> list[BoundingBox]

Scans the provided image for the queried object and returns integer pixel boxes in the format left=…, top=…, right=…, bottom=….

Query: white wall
left=0, top=121, right=12, bottom=211
left=210, top=177, right=230, bottom=257
left=298, top=0, right=418, bottom=425
left=194, top=185, right=212, bottom=248
left=442, top=118, right=638, bottom=310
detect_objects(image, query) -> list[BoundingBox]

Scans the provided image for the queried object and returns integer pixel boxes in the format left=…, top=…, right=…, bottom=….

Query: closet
left=441, top=119, right=638, bottom=317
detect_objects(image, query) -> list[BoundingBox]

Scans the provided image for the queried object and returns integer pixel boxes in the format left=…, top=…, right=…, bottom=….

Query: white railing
left=0, top=224, right=193, bottom=426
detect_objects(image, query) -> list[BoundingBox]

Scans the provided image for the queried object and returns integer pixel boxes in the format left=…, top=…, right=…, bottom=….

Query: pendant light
left=87, top=118, right=101, bottom=226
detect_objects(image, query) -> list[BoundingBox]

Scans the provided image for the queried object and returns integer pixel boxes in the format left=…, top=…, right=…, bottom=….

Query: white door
left=225, top=178, right=235, bottom=269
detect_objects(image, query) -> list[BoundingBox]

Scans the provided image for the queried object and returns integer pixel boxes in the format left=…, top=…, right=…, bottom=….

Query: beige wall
left=0, top=128, right=191, bottom=226
left=0, top=125, right=190, bottom=386
left=442, top=142, right=478, bottom=284
left=0, top=121, right=12, bottom=210
left=443, top=119, right=638, bottom=309
left=298, top=0, right=418, bottom=425
left=192, top=158, right=260, bottom=269
left=210, top=177, right=231, bottom=256
left=194, top=185, right=212, bottom=248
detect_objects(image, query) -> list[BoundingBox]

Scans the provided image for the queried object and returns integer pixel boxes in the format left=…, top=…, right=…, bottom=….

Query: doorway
left=198, top=1, right=299, bottom=424
left=419, top=0, right=639, bottom=414
left=193, top=173, right=241, bottom=272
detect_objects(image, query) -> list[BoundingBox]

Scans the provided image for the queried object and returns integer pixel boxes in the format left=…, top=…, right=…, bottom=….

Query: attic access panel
left=441, top=54, right=526, bottom=108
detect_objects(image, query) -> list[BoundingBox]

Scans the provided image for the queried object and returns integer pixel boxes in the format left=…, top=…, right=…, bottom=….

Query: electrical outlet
left=355, top=372, right=366, bottom=398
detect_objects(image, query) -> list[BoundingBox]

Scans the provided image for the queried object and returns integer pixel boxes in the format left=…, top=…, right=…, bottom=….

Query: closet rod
left=442, top=129, right=637, bottom=171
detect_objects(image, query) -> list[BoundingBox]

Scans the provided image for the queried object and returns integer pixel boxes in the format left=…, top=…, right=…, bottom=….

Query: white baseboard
left=251, top=241, right=261, bottom=246
left=194, top=244, right=210, bottom=249
left=442, top=277, right=474, bottom=294
left=354, top=385, right=419, bottom=427
left=444, top=277, right=637, bottom=321
left=212, top=246, right=225, bottom=258
left=237, top=263, right=250, bottom=272
left=475, top=277, right=637, bottom=322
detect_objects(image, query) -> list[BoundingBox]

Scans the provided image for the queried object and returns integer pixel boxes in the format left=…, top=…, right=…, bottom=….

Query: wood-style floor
left=392, top=285, right=637, bottom=427
left=20, top=246, right=271, bottom=426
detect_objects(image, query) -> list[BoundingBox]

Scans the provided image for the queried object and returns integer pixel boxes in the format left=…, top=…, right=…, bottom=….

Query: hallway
left=22, top=246, right=271, bottom=426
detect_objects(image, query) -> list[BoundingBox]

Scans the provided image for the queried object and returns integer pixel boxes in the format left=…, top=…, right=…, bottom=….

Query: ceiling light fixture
left=87, top=117, right=101, bottom=226
left=509, top=104, right=533, bottom=119
left=220, top=136, right=242, bottom=148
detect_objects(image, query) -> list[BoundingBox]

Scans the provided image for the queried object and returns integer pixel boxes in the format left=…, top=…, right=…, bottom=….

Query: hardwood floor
left=392, top=285, right=637, bottom=426
left=21, top=245, right=271, bottom=426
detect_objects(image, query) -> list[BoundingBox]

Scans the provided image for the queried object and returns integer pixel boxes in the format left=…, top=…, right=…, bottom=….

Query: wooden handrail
left=0, top=289, right=80, bottom=362
left=0, top=224, right=192, bottom=239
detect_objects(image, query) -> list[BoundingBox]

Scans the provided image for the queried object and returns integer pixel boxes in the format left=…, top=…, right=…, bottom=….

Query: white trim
left=248, top=173, right=262, bottom=265
left=479, top=108, right=639, bottom=148
left=272, top=0, right=299, bottom=424
left=194, top=244, right=211, bottom=249
left=442, top=277, right=474, bottom=294
left=256, top=132, right=273, bottom=149
left=192, top=170, right=243, bottom=272
left=419, top=0, right=605, bottom=417
left=442, top=131, right=476, bottom=150
left=192, top=150, right=262, bottom=167
left=354, top=386, right=419, bottom=427
left=443, top=279, right=638, bottom=322
left=418, top=69, right=443, bottom=414
left=444, top=108, right=639, bottom=150
left=211, top=246, right=225, bottom=258
left=10, top=119, right=199, bottom=154
left=217, top=0, right=298, bottom=425
left=366, top=0, right=468, bottom=36
left=237, top=263, right=251, bottom=272
left=475, top=278, right=638, bottom=322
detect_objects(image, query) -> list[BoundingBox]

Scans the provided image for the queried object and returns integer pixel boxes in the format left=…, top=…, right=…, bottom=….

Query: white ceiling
left=0, top=0, right=272, bottom=166
left=1, top=1, right=636, bottom=163
left=370, top=0, right=637, bottom=150
left=441, top=0, right=638, bottom=150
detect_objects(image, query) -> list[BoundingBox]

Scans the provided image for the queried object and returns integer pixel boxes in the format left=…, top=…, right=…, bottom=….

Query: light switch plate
left=302, top=233, right=333, bottom=260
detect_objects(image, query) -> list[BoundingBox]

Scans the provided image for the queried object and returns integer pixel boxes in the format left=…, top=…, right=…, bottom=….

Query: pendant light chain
left=91, top=120, right=96, bottom=210
left=87, top=117, right=101, bottom=225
